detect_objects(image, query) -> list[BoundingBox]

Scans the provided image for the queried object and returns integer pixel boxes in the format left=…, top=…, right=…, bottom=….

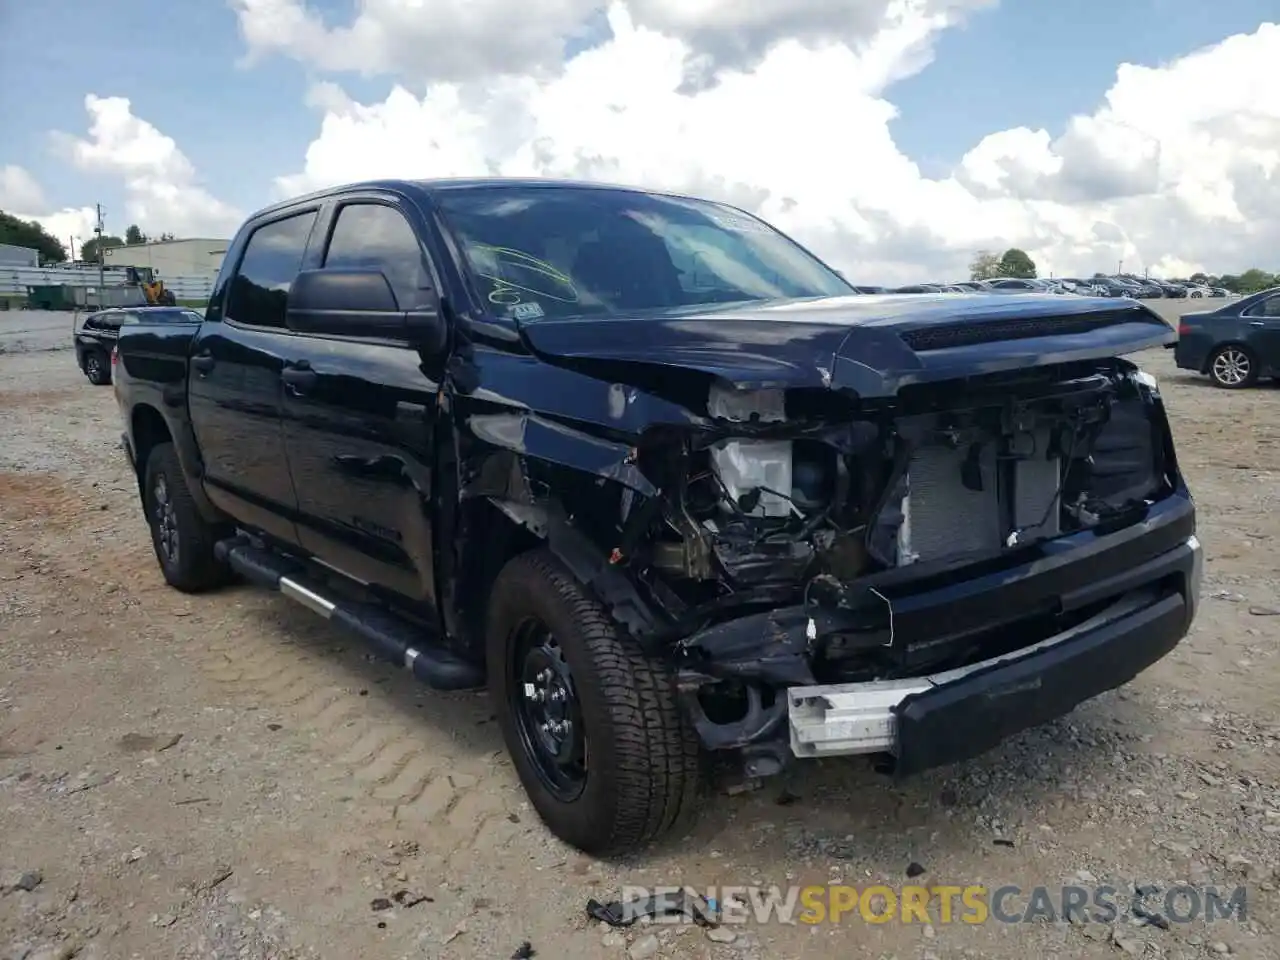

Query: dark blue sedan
left=1172, top=286, right=1280, bottom=388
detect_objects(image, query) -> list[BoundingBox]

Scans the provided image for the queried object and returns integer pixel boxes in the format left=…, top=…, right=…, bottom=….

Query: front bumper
left=787, top=533, right=1201, bottom=774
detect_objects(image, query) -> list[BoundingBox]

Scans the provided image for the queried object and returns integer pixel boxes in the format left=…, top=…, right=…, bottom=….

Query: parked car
left=1185, top=284, right=1213, bottom=298
left=73, top=306, right=204, bottom=385
left=1119, top=277, right=1165, bottom=298
left=114, top=177, right=1201, bottom=855
left=951, top=280, right=994, bottom=292
left=890, top=283, right=944, bottom=293
left=849, top=285, right=887, bottom=294
left=986, top=278, right=1041, bottom=292
left=1099, top=277, right=1149, bottom=298
left=1172, top=285, right=1280, bottom=388
left=1053, top=279, right=1089, bottom=294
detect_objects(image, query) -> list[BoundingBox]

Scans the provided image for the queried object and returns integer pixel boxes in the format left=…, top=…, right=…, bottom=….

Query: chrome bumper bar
left=786, top=534, right=1202, bottom=759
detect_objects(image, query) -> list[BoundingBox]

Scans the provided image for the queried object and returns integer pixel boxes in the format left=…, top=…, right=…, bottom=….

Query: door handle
left=281, top=366, right=318, bottom=394
left=1249, top=321, right=1265, bottom=327
left=192, top=352, right=215, bottom=374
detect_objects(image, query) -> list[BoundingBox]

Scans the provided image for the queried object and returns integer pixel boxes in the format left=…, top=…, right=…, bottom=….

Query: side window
left=1246, top=295, right=1280, bottom=318
left=226, top=210, right=318, bottom=328
left=323, top=203, right=431, bottom=309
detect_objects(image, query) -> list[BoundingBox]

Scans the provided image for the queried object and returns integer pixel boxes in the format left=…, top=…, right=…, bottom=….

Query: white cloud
left=1, top=165, right=100, bottom=249
left=0, top=165, right=47, bottom=211
left=271, top=5, right=1279, bottom=282
left=50, top=95, right=242, bottom=238
left=232, top=0, right=994, bottom=88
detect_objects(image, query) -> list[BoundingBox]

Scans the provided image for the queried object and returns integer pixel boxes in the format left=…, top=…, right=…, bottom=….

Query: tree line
left=0, top=212, right=177, bottom=264
left=969, top=248, right=1277, bottom=294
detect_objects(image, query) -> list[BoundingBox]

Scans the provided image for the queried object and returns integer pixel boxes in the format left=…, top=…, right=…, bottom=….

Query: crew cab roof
left=243, top=177, right=724, bottom=221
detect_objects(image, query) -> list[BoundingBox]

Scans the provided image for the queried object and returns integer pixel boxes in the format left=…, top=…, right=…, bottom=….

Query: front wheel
left=486, top=549, right=701, bottom=856
left=143, top=442, right=232, bottom=592
left=1208, top=344, right=1258, bottom=389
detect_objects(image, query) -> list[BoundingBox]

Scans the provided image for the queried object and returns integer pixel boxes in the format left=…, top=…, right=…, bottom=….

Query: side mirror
left=287, top=268, right=447, bottom=353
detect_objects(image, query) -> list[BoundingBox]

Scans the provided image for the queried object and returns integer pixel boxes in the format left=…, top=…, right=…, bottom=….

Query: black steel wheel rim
left=86, top=355, right=102, bottom=378
left=152, top=474, right=180, bottom=565
left=509, top=618, right=587, bottom=802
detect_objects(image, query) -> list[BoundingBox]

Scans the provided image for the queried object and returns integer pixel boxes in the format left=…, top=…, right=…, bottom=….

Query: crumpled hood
left=516, top=293, right=1175, bottom=398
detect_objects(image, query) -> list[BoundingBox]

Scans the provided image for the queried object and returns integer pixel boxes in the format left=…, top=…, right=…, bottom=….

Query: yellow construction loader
left=125, top=266, right=178, bottom=306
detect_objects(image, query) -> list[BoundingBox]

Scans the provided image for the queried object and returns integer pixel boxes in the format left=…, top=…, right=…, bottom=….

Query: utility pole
left=94, top=203, right=105, bottom=292
left=68, top=235, right=77, bottom=262
left=1118, top=258, right=1124, bottom=275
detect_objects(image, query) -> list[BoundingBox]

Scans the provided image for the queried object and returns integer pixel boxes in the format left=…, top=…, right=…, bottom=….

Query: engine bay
left=637, top=360, right=1169, bottom=613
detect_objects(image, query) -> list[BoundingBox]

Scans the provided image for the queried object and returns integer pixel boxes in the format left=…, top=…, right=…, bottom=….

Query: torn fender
left=466, top=412, right=658, bottom=496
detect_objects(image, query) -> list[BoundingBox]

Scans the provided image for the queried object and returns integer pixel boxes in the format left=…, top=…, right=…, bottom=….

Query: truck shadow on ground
left=228, top=587, right=1131, bottom=870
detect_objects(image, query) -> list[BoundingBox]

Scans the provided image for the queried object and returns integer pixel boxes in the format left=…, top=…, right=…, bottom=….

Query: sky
left=0, top=1, right=1277, bottom=285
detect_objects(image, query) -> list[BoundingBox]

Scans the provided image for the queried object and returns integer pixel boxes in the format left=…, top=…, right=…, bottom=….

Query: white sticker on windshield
left=705, top=211, right=772, bottom=235
left=510, top=301, right=545, bottom=320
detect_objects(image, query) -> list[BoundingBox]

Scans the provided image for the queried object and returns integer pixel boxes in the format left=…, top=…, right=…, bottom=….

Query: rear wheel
left=144, top=442, right=232, bottom=592
left=1207, top=344, right=1258, bottom=389
left=486, top=549, right=700, bottom=855
left=84, top=350, right=111, bottom=385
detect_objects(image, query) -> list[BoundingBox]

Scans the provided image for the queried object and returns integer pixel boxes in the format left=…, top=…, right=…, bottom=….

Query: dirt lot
left=2, top=304, right=1278, bottom=960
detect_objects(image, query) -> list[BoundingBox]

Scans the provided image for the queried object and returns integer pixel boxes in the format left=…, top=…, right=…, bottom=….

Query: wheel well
left=131, top=404, right=172, bottom=480
left=1202, top=340, right=1255, bottom=374
left=454, top=498, right=541, bottom=647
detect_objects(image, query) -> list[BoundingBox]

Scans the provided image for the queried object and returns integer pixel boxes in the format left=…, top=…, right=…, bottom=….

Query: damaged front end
left=459, top=308, right=1199, bottom=782
left=606, top=359, right=1194, bottom=778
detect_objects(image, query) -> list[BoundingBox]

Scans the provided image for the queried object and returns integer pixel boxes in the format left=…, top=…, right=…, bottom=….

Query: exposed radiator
left=898, top=443, right=1001, bottom=564
left=1012, top=428, right=1061, bottom=540
left=897, top=433, right=1061, bottom=565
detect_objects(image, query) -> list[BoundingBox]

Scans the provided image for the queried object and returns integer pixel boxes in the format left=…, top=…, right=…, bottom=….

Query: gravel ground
left=1, top=303, right=1277, bottom=960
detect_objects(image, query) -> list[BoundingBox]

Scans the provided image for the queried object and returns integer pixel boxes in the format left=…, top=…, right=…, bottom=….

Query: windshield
left=434, top=185, right=852, bottom=321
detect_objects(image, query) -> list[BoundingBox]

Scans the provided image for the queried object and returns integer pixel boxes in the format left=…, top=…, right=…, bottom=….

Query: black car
left=889, top=283, right=943, bottom=293
left=1096, top=278, right=1140, bottom=297
left=74, top=306, right=204, bottom=385
left=113, top=177, right=1199, bottom=855
left=1172, top=285, right=1280, bottom=388
left=986, top=278, right=1041, bottom=292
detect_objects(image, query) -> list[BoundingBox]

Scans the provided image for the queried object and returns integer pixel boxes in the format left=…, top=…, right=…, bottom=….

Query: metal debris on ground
left=392, top=889, right=432, bottom=908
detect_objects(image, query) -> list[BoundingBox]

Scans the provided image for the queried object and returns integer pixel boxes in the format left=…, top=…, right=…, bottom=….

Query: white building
left=103, top=238, right=229, bottom=278
left=0, top=243, right=39, bottom=266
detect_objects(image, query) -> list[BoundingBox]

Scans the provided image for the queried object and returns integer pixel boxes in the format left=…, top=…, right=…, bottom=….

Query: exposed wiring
left=1006, top=415, right=1085, bottom=547
left=869, top=586, right=895, bottom=647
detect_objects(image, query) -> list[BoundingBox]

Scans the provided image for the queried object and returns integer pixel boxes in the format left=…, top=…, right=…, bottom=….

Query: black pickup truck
left=114, top=178, right=1202, bottom=855
left=74, top=306, right=204, bottom=385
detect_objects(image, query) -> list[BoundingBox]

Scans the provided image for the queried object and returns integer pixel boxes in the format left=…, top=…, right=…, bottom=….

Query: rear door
left=278, top=194, right=444, bottom=607
left=1242, top=293, right=1280, bottom=369
left=188, top=208, right=318, bottom=544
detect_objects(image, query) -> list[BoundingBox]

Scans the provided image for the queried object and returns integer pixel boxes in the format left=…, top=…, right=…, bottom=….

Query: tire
left=143, top=442, right=232, bottom=592
left=486, top=548, right=700, bottom=855
left=1207, top=343, right=1258, bottom=389
left=84, top=350, right=111, bottom=385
